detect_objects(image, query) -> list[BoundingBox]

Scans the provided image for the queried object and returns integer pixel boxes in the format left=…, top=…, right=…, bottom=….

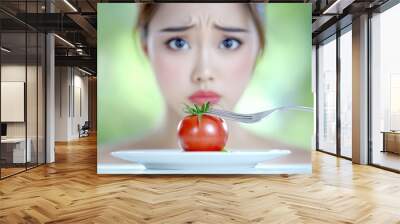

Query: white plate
left=111, top=149, right=291, bottom=170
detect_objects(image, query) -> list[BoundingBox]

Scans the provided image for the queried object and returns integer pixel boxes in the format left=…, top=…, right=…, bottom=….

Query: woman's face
left=144, top=3, right=261, bottom=115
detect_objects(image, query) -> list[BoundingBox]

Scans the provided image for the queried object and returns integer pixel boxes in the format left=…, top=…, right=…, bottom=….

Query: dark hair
left=135, top=3, right=266, bottom=53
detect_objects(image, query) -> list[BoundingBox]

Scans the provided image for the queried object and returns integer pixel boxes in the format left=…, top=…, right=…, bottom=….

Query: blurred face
left=144, top=3, right=261, bottom=115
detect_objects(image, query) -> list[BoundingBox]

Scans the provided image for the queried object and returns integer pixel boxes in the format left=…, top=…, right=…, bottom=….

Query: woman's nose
left=193, top=73, right=215, bottom=83
left=191, top=50, right=216, bottom=84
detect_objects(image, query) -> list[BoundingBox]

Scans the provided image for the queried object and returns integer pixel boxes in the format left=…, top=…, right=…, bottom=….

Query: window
left=317, top=36, right=337, bottom=154
left=370, top=2, right=400, bottom=171
left=339, top=28, right=352, bottom=158
left=0, top=1, right=47, bottom=179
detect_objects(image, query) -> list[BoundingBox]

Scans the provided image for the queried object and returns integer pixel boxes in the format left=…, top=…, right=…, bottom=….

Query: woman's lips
left=188, top=90, right=221, bottom=105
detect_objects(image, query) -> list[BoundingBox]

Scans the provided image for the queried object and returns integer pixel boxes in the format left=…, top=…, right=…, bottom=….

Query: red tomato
left=177, top=114, right=228, bottom=151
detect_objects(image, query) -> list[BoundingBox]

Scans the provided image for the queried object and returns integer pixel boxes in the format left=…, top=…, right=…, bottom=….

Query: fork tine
left=206, top=110, right=255, bottom=122
left=207, top=111, right=253, bottom=120
left=208, top=112, right=253, bottom=121
left=209, top=109, right=253, bottom=118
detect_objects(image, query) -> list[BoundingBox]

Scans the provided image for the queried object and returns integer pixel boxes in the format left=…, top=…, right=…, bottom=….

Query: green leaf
left=183, top=103, right=193, bottom=115
left=201, top=103, right=206, bottom=112
left=194, top=104, right=200, bottom=113
left=204, top=101, right=210, bottom=112
left=182, top=102, right=211, bottom=115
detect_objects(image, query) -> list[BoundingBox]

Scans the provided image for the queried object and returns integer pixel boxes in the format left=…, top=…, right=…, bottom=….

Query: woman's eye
left=219, top=38, right=241, bottom=50
left=166, top=38, right=190, bottom=50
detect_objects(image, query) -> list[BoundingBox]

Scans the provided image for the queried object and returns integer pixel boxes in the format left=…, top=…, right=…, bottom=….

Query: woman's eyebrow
left=214, top=24, right=249, bottom=32
left=159, top=25, right=195, bottom=32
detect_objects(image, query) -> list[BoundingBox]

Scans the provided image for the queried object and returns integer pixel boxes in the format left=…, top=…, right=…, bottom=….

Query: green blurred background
left=98, top=3, right=313, bottom=149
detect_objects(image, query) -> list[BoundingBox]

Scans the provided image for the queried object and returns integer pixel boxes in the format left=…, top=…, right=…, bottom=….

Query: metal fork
left=206, top=106, right=313, bottom=123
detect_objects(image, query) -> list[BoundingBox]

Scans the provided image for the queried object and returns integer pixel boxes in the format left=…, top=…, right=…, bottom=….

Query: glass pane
left=0, top=1, right=46, bottom=178
left=27, top=31, right=38, bottom=169
left=340, top=29, right=352, bottom=158
left=318, top=37, right=337, bottom=154
left=38, top=32, right=45, bottom=165
left=371, top=4, right=400, bottom=171
left=26, top=0, right=38, bottom=169
left=1, top=30, right=27, bottom=177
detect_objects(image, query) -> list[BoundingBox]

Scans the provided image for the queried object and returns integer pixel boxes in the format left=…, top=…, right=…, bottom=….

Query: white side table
left=1, top=138, right=32, bottom=163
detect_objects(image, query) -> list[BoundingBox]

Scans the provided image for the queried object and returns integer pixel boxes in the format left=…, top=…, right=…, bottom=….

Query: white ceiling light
left=54, top=34, right=75, bottom=48
left=323, top=0, right=355, bottom=15
left=1, top=47, right=11, bottom=53
left=63, top=0, right=78, bottom=12
left=78, top=67, right=93, bottom=76
left=76, top=48, right=84, bottom=55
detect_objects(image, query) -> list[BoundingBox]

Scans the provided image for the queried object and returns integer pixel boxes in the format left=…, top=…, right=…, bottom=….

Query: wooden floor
left=373, top=150, right=400, bottom=171
left=1, top=163, right=44, bottom=178
left=1, top=167, right=26, bottom=178
left=1, top=135, right=400, bottom=224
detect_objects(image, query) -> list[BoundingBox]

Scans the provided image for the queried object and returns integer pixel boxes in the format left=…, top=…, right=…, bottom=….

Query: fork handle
left=280, top=106, right=313, bottom=112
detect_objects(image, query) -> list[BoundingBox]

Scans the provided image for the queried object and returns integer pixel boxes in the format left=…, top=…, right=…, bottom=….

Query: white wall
left=1, top=66, right=26, bottom=136
left=1, top=82, right=25, bottom=122
left=72, top=73, right=89, bottom=138
left=55, top=67, right=70, bottom=141
left=55, top=67, right=89, bottom=141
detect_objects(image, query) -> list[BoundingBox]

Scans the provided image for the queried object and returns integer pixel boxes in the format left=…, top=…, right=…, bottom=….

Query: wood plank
left=0, top=135, right=400, bottom=223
